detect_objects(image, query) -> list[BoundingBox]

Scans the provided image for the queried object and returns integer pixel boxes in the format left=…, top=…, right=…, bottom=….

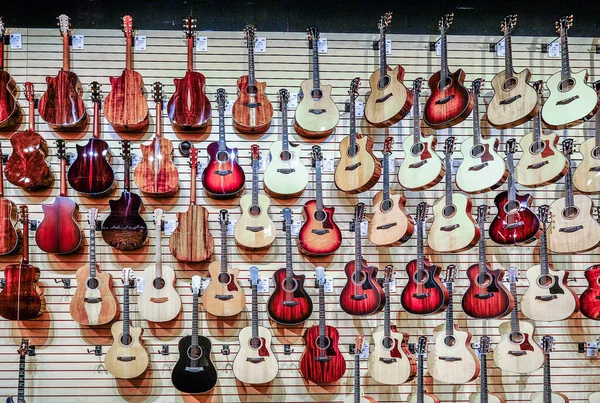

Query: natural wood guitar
left=343, top=336, right=378, bottom=403
left=407, top=337, right=440, bottom=403
left=529, top=336, right=569, bottom=403
left=573, top=82, right=600, bottom=193
left=589, top=393, right=600, bottom=403
left=0, top=143, right=21, bottom=256
left=0, top=18, right=21, bottom=129
left=469, top=336, right=505, bottom=403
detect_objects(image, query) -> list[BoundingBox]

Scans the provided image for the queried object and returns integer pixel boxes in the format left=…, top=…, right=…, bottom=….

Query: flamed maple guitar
left=6, top=340, right=30, bottom=403
left=0, top=18, right=21, bottom=129
left=0, top=143, right=21, bottom=256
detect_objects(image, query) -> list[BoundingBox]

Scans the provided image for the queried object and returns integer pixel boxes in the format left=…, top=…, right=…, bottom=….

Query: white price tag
left=134, top=36, right=147, bottom=51
left=259, top=155, right=270, bottom=170
left=318, top=38, right=328, bottom=54
left=360, top=220, right=368, bottom=236
left=496, top=38, right=505, bottom=57
left=355, top=101, right=365, bottom=117
left=201, top=278, right=211, bottom=291
left=196, top=36, right=208, bottom=52
left=131, top=154, right=142, bottom=169
left=227, top=220, right=237, bottom=236
left=72, top=35, right=84, bottom=50
left=287, top=93, right=298, bottom=109
left=324, top=277, right=334, bottom=293
left=388, top=158, right=395, bottom=174
left=291, top=220, right=302, bottom=237
left=548, top=42, right=560, bottom=58
left=254, top=37, right=267, bottom=53
left=421, top=221, right=427, bottom=238
left=10, top=34, right=22, bottom=49
left=136, top=277, right=145, bottom=293
left=389, top=278, right=397, bottom=293
left=163, top=220, right=177, bottom=236
left=225, top=99, right=233, bottom=116
left=322, top=155, right=335, bottom=172
left=258, top=276, right=270, bottom=293
left=359, top=342, right=369, bottom=359
left=386, top=39, right=392, bottom=55
left=435, top=39, right=441, bottom=56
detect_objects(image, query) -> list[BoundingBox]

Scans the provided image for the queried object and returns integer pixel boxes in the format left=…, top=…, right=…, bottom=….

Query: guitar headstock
left=154, top=208, right=164, bottom=227
left=152, top=82, right=164, bottom=104
left=354, top=202, right=366, bottom=225
left=219, top=209, right=229, bottom=227
left=384, top=264, right=395, bottom=283
left=439, top=13, right=454, bottom=33
left=349, top=77, right=361, bottom=99
left=412, top=77, right=423, bottom=98
left=556, top=15, right=573, bottom=34
left=416, top=336, right=427, bottom=355
left=18, top=339, right=29, bottom=357
left=122, top=15, right=133, bottom=38
left=501, top=14, right=518, bottom=34
left=443, top=264, right=456, bottom=285
left=24, top=82, right=35, bottom=103
left=542, top=335, right=554, bottom=354
left=216, top=88, right=227, bottom=107
left=183, top=15, right=197, bottom=38
left=416, top=202, right=428, bottom=223
left=0, top=18, right=5, bottom=37
left=282, top=207, right=293, bottom=227
left=508, top=267, right=518, bottom=284
left=307, top=26, right=320, bottom=42
left=505, top=138, right=517, bottom=155
left=471, top=78, right=484, bottom=97
left=191, top=275, right=202, bottom=295
left=383, top=137, right=394, bottom=155
left=190, top=147, right=198, bottom=168
left=561, top=138, right=574, bottom=156
left=477, top=205, right=488, bottom=223
left=538, top=204, right=550, bottom=224
left=479, top=336, right=491, bottom=355
left=122, top=268, right=134, bottom=287
left=90, top=82, right=102, bottom=104
left=279, top=88, right=290, bottom=110
left=311, top=145, right=323, bottom=167
left=354, top=335, right=365, bottom=355
left=251, top=144, right=260, bottom=162
left=444, top=136, right=455, bottom=155
left=378, top=12, right=393, bottom=31
left=88, top=208, right=98, bottom=228
left=249, top=266, right=259, bottom=286
left=121, top=140, right=132, bottom=163
left=19, top=205, right=29, bottom=227
left=57, top=14, right=71, bottom=37
left=533, top=80, right=544, bottom=96
left=315, top=266, right=326, bottom=286
left=56, top=139, right=67, bottom=161
left=244, top=25, right=256, bottom=45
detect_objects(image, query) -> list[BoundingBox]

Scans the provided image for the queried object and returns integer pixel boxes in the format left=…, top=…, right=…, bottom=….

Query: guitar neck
left=62, top=33, right=70, bottom=71
left=417, top=354, right=424, bottom=403
left=560, top=28, right=570, bottom=81
left=89, top=222, right=97, bottom=278
left=507, top=153, right=516, bottom=202
left=440, top=26, right=449, bottom=85
left=247, top=38, right=255, bottom=84
left=509, top=279, right=521, bottom=333
left=281, top=103, right=289, bottom=151
left=416, top=220, right=424, bottom=273
left=349, top=96, right=356, bottom=148
left=544, top=351, right=552, bottom=402
left=564, top=154, right=574, bottom=209
left=480, top=353, right=489, bottom=400
left=125, top=34, right=133, bottom=71
left=123, top=282, right=131, bottom=340
left=382, top=153, right=390, bottom=201
left=379, top=28, right=387, bottom=81
left=504, top=29, right=514, bottom=78
left=251, top=158, right=259, bottom=207
left=17, top=354, right=25, bottom=403
left=445, top=282, right=454, bottom=336
left=154, top=221, right=163, bottom=279
left=444, top=152, right=453, bottom=206
left=59, top=158, right=67, bottom=198
left=220, top=222, right=228, bottom=273
left=540, top=223, right=549, bottom=277
left=312, top=36, right=320, bottom=89
left=190, top=160, right=197, bottom=205
left=191, top=290, right=199, bottom=363
left=533, top=109, right=542, bottom=143
left=383, top=278, right=391, bottom=339
left=353, top=353, right=360, bottom=403
left=285, top=220, right=293, bottom=280
left=472, top=93, right=481, bottom=146
left=354, top=221, right=362, bottom=275
left=251, top=282, right=259, bottom=339
left=315, top=160, right=324, bottom=212
left=478, top=218, right=486, bottom=276
left=318, top=282, right=326, bottom=339
left=218, top=103, right=226, bottom=152
left=21, top=210, right=29, bottom=265
left=187, top=35, right=194, bottom=71
left=27, top=96, right=35, bottom=132
left=124, top=156, right=132, bottom=193
left=155, top=101, right=163, bottom=138
left=412, top=96, right=421, bottom=143
left=92, top=101, right=101, bottom=139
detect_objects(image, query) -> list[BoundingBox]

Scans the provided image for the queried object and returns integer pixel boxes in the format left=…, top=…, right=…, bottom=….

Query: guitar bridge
left=436, top=95, right=455, bottom=105
left=409, top=160, right=427, bottom=169
left=215, top=170, right=232, bottom=176
left=246, top=226, right=265, bottom=232
left=244, top=102, right=261, bottom=108
left=559, top=225, right=583, bottom=233
left=216, top=295, right=233, bottom=301
left=475, top=293, right=494, bottom=299
left=377, top=223, right=397, bottom=230
left=247, top=357, right=265, bottom=363
left=439, top=356, right=462, bottom=362
left=309, top=109, right=326, bottom=115
left=509, top=351, right=527, bottom=356
left=379, top=358, right=397, bottom=363
left=535, top=295, right=558, bottom=301
left=117, top=356, right=136, bottom=362
left=500, top=94, right=522, bottom=105
left=185, top=367, right=204, bottom=372
left=277, top=168, right=295, bottom=174
left=283, top=301, right=299, bottom=307
left=84, top=297, right=102, bottom=303
left=345, top=163, right=362, bottom=171
left=591, top=167, right=600, bottom=172
left=311, top=229, right=329, bottom=235
left=441, top=224, right=460, bottom=231
left=504, top=221, right=524, bottom=229
left=556, top=95, right=579, bottom=105
left=376, top=93, right=393, bottom=103
left=528, top=161, right=549, bottom=170
left=413, top=293, right=430, bottom=299
left=350, top=294, right=368, bottom=301
left=150, top=297, right=169, bottom=303
left=469, top=162, right=488, bottom=171
left=316, top=357, right=332, bottom=363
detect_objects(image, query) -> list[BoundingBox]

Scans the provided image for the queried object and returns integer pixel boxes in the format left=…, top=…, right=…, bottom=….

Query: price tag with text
left=201, top=278, right=211, bottom=291
left=10, top=34, right=22, bottom=49
left=389, top=278, right=397, bottom=293
left=259, top=155, right=270, bottom=170
left=136, top=278, right=145, bottom=293
left=254, top=37, right=267, bottom=53
left=227, top=220, right=237, bottom=236
left=196, top=36, right=208, bottom=52
left=134, top=35, right=147, bottom=51
left=496, top=38, right=505, bottom=57
left=225, top=99, right=233, bottom=116
left=386, top=39, right=392, bottom=55
left=359, top=342, right=370, bottom=359
left=318, top=38, right=328, bottom=53
left=131, top=154, right=142, bottom=169
left=387, top=158, right=396, bottom=173
left=258, top=277, right=270, bottom=293
left=163, top=220, right=177, bottom=236
left=360, top=220, right=368, bottom=236
left=548, top=43, right=560, bottom=58
left=287, top=93, right=298, bottom=109
left=435, top=39, right=441, bottom=56
left=355, top=101, right=365, bottom=117
left=72, top=35, right=84, bottom=50
left=291, top=220, right=302, bottom=237
left=322, top=155, right=335, bottom=172
left=324, top=277, right=334, bottom=293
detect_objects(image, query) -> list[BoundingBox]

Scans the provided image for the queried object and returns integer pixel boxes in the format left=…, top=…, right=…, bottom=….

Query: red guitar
left=580, top=263, right=600, bottom=320
left=0, top=18, right=21, bottom=129
left=339, top=203, right=384, bottom=316
left=401, top=202, right=448, bottom=315
left=0, top=143, right=21, bottom=256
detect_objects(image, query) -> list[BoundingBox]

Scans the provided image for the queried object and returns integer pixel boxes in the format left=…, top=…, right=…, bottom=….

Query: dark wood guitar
left=0, top=206, right=45, bottom=320
left=423, top=13, right=473, bottom=129
left=0, top=144, right=21, bottom=255
left=267, top=208, right=313, bottom=325
left=67, top=82, right=116, bottom=197
left=6, top=340, right=30, bottom=403
left=38, top=14, right=87, bottom=130
left=167, top=16, right=211, bottom=130
left=0, top=18, right=21, bottom=129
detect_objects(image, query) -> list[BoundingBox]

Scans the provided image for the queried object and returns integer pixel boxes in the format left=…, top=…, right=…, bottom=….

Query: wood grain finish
left=232, top=326, right=278, bottom=384
left=547, top=195, right=600, bottom=253
left=368, top=326, right=416, bottom=385
left=67, top=139, right=115, bottom=197
left=38, top=71, right=87, bottom=130
left=169, top=205, right=213, bottom=262
left=521, top=265, right=579, bottom=321
left=368, top=192, right=414, bottom=247
left=104, top=69, right=149, bottom=132
left=0, top=70, right=20, bottom=129
left=401, top=259, right=448, bottom=315
left=133, top=137, right=179, bottom=196
left=203, top=262, right=245, bottom=317
left=267, top=268, right=313, bottom=325
left=231, top=76, right=273, bottom=134
left=423, top=70, right=473, bottom=129
left=365, top=65, right=413, bottom=127
left=339, top=262, right=384, bottom=316
left=334, top=135, right=381, bottom=194
left=428, top=323, right=480, bottom=384
left=235, top=194, right=276, bottom=249
left=489, top=191, right=540, bottom=245
left=461, top=264, right=513, bottom=319
left=487, top=69, right=539, bottom=129
left=102, top=191, right=147, bottom=250
left=494, top=321, right=544, bottom=374
left=104, top=321, right=149, bottom=379
left=428, top=193, right=479, bottom=253
left=579, top=265, right=600, bottom=320
left=168, top=70, right=211, bottom=130
left=138, top=265, right=181, bottom=322
left=69, top=265, right=118, bottom=326
left=515, top=131, right=567, bottom=188
left=297, top=201, right=342, bottom=256
left=294, top=80, right=339, bottom=138
left=573, top=137, right=600, bottom=193
left=35, top=196, right=84, bottom=254
left=202, top=142, right=246, bottom=199
left=299, top=325, right=346, bottom=383
left=0, top=198, right=20, bottom=255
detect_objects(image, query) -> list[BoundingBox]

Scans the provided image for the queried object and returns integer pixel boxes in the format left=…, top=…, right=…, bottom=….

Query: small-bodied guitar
left=469, top=336, right=504, bottom=403
left=0, top=144, right=21, bottom=256
left=0, top=18, right=21, bottom=129
left=105, top=269, right=149, bottom=379
left=487, top=15, right=538, bottom=129
left=343, top=335, right=377, bottom=403
left=235, top=145, right=276, bottom=249
left=294, top=26, right=339, bottom=138
left=299, top=267, right=346, bottom=384
left=462, top=205, right=513, bottom=319
left=515, top=81, right=567, bottom=188
left=365, top=12, right=412, bottom=127
left=6, top=340, right=30, bottom=403
left=423, top=14, right=473, bottom=129
left=138, top=209, right=182, bottom=323
left=580, top=260, right=600, bottom=319
left=407, top=336, right=440, bottom=403
left=530, top=336, right=569, bottom=403
left=369, top=265, right=416, bottom=385
left=69, top=208, right=118, bottom=326
left=171, top=276, right=218, bottom=393
left=456, top=79, right=507, bottom=194
left=233, top=266, right=279, bottom=384
left=401, top=202, right=448, bottom=315
left=268, top=208, right=313, bottom=325
left=335, top=77, right=381, bottom=194
left=231, top=25, right=273, bottom=134
left=573, top=82, right=600, bottom=193
left=542, top=16, right=599, bottom=130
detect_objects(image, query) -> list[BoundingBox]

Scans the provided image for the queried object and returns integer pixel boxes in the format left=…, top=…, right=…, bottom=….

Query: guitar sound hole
left=502, top=77, right=518, bottom=91
left=413, top=270, right=430, bottom=284
left=316, top=335, right=330, bottom=350
left=537, top=274, right=555, bottom=288
left=530, top=141, right=546, bottom=154
left=382, top=336, right=395, bottom=350
left=470, top=144, right=485, bottom=159
left=314, top=210, right=327, bottom=222
left=381, top=199, right=393, bottom=212
left=249, top=205, right=262, bottom=217
left=504, top=200, right=521, bottom=214
left=280, top=150, right=292, bottom=161
left=153, top=277, right=165, bottom=290
left=250, top=337, right=263, bottom=350
left=411, top=142, right=424, bottom=157
left=509, top=331, right=525, bottom=344
left=592, top=146, right=600, bottom=159
left=377, top=75, right=390, bottom=90
left=187, top=345, right=203, bottom=360
left=282, top=278, right=298, bottom=293
left=562, top=206, right=579, bottom=220
left=443, top=204, right=456, bottom=218
left=558, top=78, right=575, bottom=92
left=246, top=84, right=258, bottom=95
left=444, top=335, right=456, bottom=347
left=476, top=273, right=492, bottom=287
left=87, top=278, right=99, bottom=290
left=218, top=272, right=231, bottom=284
left=438, top=76, right=453, bottom=90
left=352, top=271, right=367, bottom=285
left=120, top=334, right=132, bottom=346
left=310, top=88, right=323, bottom=101
left=347, top=144, right=359, bottom=158
left=217, top=151, right=229, bottom=163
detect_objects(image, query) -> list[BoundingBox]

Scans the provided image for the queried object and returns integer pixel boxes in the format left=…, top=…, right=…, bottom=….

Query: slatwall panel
left=0, top=26, right=599, bottom=402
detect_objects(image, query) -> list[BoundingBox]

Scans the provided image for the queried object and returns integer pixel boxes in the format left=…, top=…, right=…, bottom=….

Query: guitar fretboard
left=220, top=221, right=228, bottom=274
left=382, top=152, right=390, bottom=202
left=544, top=351, right=552, bottom=402
left=379, top=26, right=387, bottom=82
left=89, top=221, right=97, bottom=279
left=247, top=35, right=255, bottom=84
left=218, top=100, right=226, bottom=152
left=478, top=216, right=487, bottom=277
left=353, top=352, right=360, bottom=403
left=17, top=354, right=26, bottom=403
left=417, top=353, right=424, bottom=403
left=445, top=281, right=454, bottom=336
left=540, top=221, right=550, bottom=277
left=564, top=153, right=575, bottom=209
left=315, top=159, right=324, bottom=212
left=560, top=27, right=571, bottom=81
left=504, top=27, right=514, bottom=78
left=318, top=280, right=326, bottom=340
left=480, top=352, right=489, bottom=403
left=281, top=102, right=289, bottom=152
left=190, top=289, right=200, bottom=368
left=440, top=24, right=449, bottom=88
left=251, top=281, right=259, bottom=340
left=311, top=35, right=320, bottom=89
left=444, top=151, right=454, bottom=207
left=507, top=152, right=517, bottom=202
left=251, top=156, right=259, bottom=207
left=123, top=281, right=131, bottom=340
left=509, top=278, right=521, bottom=333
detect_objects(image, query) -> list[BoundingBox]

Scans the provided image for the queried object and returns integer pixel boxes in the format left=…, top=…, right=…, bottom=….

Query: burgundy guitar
left=462, top=205, right=513, bottom=319
left=489, top=138, right=540, bottom=244
left=267, top=207, right=313, bottom=325
left=0, top=143, right=21, bottom=256
left=167, top=15, right=211, bottom=130
left=339, top=202, right=385, bottom=316
left=0, top=18, right=21, bottom=129
left=201, top=88, right=245, bottom=198
left=401, top=202, right=448, bottom=315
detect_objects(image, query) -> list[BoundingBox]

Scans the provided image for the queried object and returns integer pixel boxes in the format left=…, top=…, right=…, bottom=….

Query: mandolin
left=0, top=206, right=44, bottom=320
left=267, top=208, right=313, bottom=325
left=101, top=140, right=148, bottom=250
left=515, top=81, right=567, bottom=188
left=579, top=258, right=600, bottom=320
left=462, top=205, right=513, bottom=319
left=364, top=12, right=412, bottom=127
left=340, top=203, right=384, bottom=316
left=398, top=78, right=444, bottom=191
left=428, top=265, right=480, bottom=384
left=233, top=266, right=279, bottom=384
left=167, top=16, right=211, bottom=130
left=35, top=139, right=84, bottom=254
left=294, top=26, right=340, bottom=138
left=38, top=14, right=87, bottom=130
left=573, top=82, right=600, bottom=193
left=369, top=136, right=413, bottom=246
left=298, top=145, right=342, bottom=256
left=456, top=79, right=508, bottom=194
left=343, top=335, right=377, bottom=403
left=0, top=18, right=21, bottom=129
left=104, top=15, right=149, bottom=132
left=67, top=82, right=116, bottom=197
left=530, top=336, right=569, bottom=403
left=369, top=264, right=416, bottom=385
left=299, top=266, right=346, bottom=384
left=105, top=268, right=149, bottom=379
left=469, top=336, right=504, bottom=403
left=133, top=82, right=179, bottom=197
left=423, top=13, right=473, bottom=130
left=0, top=144, right=21, bottom=255
left=69, top=208, right=118, bottom=326
left=541, top=16, right=599, bottom=130
left=202, top=88, right=245, bottom=198
left=5, top=82, right=53, bottom=191
left=235, top=144, right=276, bottom=250
left=401, top=202, right=448, bottom=315
left=168, top=147, right=213, bottom=262
left=171, top=276, right=218, bottom=393
left=407, top=336, right=440, bottom=403
left=231, top=25, right=273, bottom=134
left=334, top=77, right=381, bottom=194
left=6, top=340, right=30, bottom=403
left=487, top=15, right=539, bottom=129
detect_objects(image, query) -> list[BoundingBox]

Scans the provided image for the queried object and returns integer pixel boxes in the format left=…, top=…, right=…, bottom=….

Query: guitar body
left=573, top=137, right=600, bottom=193
left=171, top=335, right=218, bottom=393
left=263, top=140, right=309, bottom=198
left=401, top=259, right=448, bottom=315
left=542, top=69, right=599, bottom=129
left=428, top=324, right=479, bottom=384
left=0, top=199, right=20, bottom=255
left=521, top=265, right=579, bottom=321
left=589, top=392, right=600, bottom=402
left=530, top=392, right=569, bottom=403
left=67, top=139, right=115, bottom=197
left=547, top=195, right=600, bottom=253
left=0, top=70, right=20, bottom=128
left=69, top=265, right=118, bottom=326
left=299, top=325, right=346, bottom=383
left=102, top=191, right=148, bottom=250
left=368, top=191, right=414, bottom=246
left=235, top=194, right=276, bottom=249
left=202, top=142, right=245, bottom=198
left=487, top=69, right=538, bottom=129
left=334, top=134, right=381, bottom=193
left=231, top=76, right=273, bottom=133
left=462, top=264, right=513, bottom=319
left=489, top=191, right=540, bottom=244
left=232, top=326, right=278, bottom=384
left=294, top=80, right=339, bottom=138
left=5, top=131, right=53, bottom=191
left=35, top=197, right=83, bottom=254
left=428, top=193, right=479, bottom=252
left=104, top=70, right=149, bottom=132
left=297, top=201, right=342, bottom=256
left=494, top=321, right=544, bottom=373
left=398, top=134, right=444, bottom=190
left=167, top=70, right=211, bottom=130
left=580, top=265, right=600, bottom=319
left=469, top=393, right=505, bottom=403
left=203, top=261, right=245, bottom=317
left=38, top=70, right=87, bottom=129
left=456, top=137, right=507, bottom=193
left=423, top=69, right=473, bottom=129
left=138, top=265, right=181, bottom=322
left=133, top=137, right=179, bottom=196
left=267, top=268, right=313, bottom=325
left=515, top=131, right=567, bottom=187
left=369, top=325, right=416, bottom=385
left=365, top=65, right=413, bottom=127
left=168, top=205, right=213, bottom=262
left=105, top=322, right=149, bottom=379
left=339, top=261, right=384, bottom=316
left=407, top=394, right=440, bottom=403
left=0, top=264, right=44, bottom=320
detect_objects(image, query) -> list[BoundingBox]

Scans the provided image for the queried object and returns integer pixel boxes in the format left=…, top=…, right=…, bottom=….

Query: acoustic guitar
left=294, top=26, right=340, bottom=138
left=232, top=266, right=279, bottom=384
left=541, top=16, right=599, bottom=130
left=469, top=336, right=504, bottom=403
left=69, top=208, right=118, bottom=326
left=6, top=340, right=30, bottom=403
left=343, top=335, right=377, bottom=403
left=0, top=18, right=21, bottom=129
left=590, top=393, right=600, bottom=403
left=231, top=25, right=273, bottom=134
left=407, top=336, right=440, bottom=403
left=334, top=77, right=381, bottom=194
left=104, top=15, right=149, bottom=132
left=580, top=255, right=600, bottom=320
left=515, top=81, right=567, bottom=188
left=423, top=13, right=473, bottom=129
left=573, top=82, right=600, bottom=193
left=0, top=144, right=21, bottom=256
left=38, top=14, right=87, bottom=130
left=167, top=16, right=211, bottom=130
left=35, top=140, right=84, bottom=254
left=364, top=12, right=412, bottom=127
left=530, top=336, right=569, bottom=403
left=487, top=15, right=538, bottom=129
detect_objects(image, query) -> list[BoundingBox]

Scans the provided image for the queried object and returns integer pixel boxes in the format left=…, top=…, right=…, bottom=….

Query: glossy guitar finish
left=0, top=19, right=21, bottom=129
left=0, top=144, right=21, bottom=256
left=580, top=265, right=600, bottom=320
